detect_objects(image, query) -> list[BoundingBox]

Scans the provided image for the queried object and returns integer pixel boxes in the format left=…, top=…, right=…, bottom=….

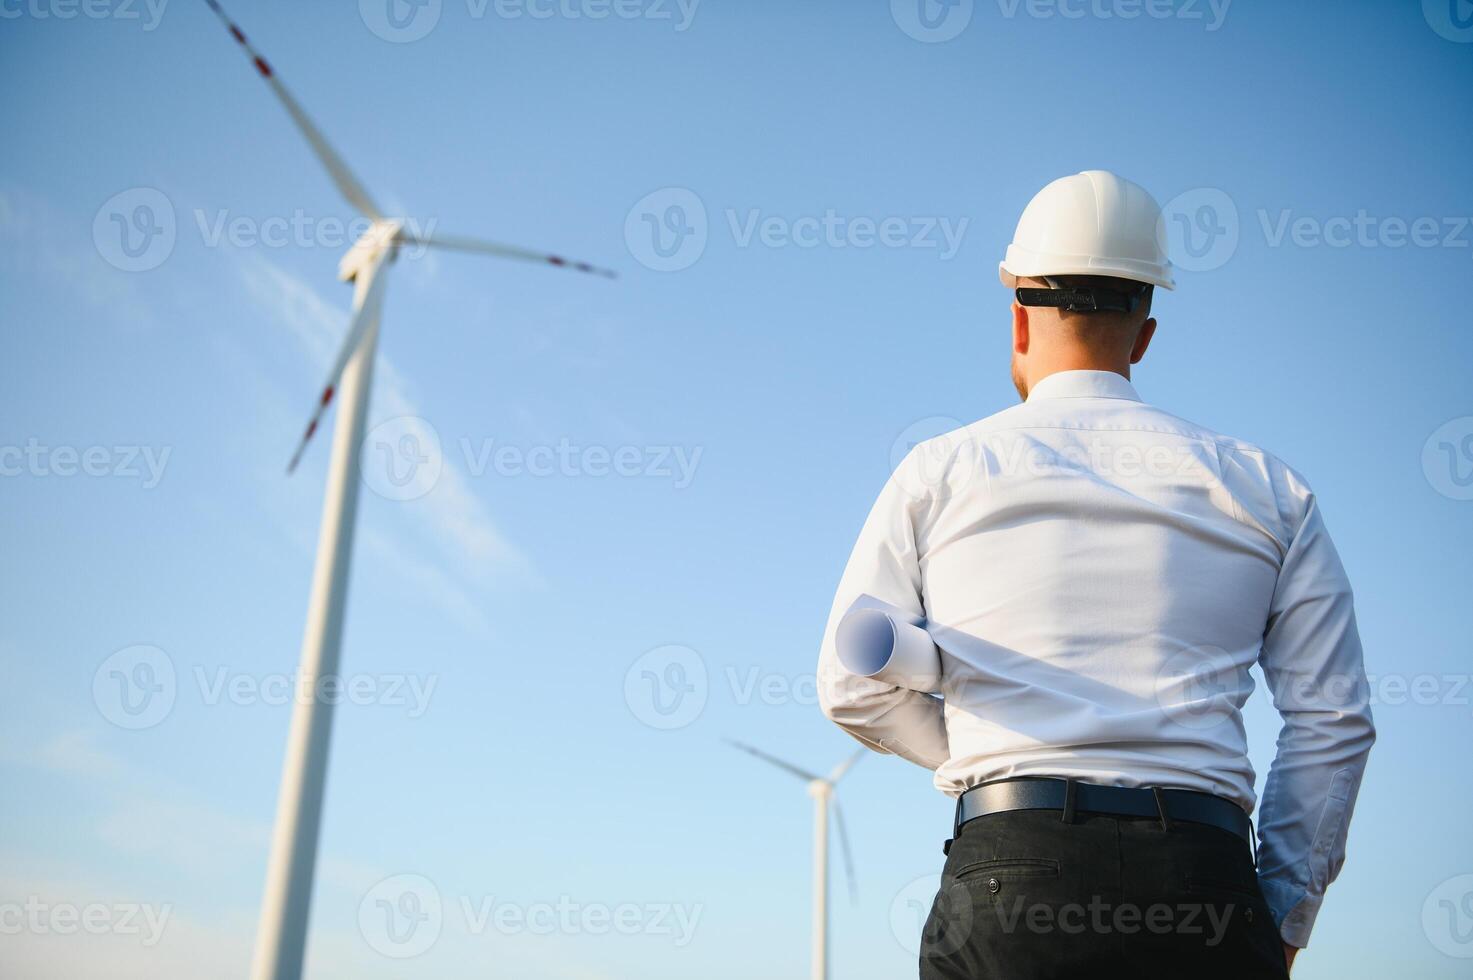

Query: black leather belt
left=955, top=777, right=1253, bottom=849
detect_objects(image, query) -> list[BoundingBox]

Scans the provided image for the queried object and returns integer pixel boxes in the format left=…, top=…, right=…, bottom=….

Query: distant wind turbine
left=727, top=740, right=864, bottom=980
left=198, top=4, right=615, bottom=980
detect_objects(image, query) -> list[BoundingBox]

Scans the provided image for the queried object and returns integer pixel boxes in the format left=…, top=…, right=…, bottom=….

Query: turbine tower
left=199, top=4, right=614, bottom=979
left=728, top=740, right=863, bottom=980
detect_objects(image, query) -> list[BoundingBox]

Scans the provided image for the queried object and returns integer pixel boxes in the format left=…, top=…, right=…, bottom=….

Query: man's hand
left=1284, top=943, right=1298, bottom=972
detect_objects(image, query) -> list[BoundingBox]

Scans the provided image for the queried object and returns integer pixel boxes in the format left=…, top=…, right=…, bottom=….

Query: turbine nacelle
left=337, top=219, right=403, bottom=282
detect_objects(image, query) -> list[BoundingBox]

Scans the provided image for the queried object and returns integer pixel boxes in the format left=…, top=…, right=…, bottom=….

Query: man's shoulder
left=904, top=399, right=1316, bottom=540
left=904, top=399, right=1311, bottom=480
left=962, top=398, right=1303, bottom=474
left=1136, top=404, right=1312, bottom=492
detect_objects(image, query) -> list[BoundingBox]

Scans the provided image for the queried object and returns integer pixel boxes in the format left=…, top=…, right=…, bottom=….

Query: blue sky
left=2, top=1, right=1472, bottom=977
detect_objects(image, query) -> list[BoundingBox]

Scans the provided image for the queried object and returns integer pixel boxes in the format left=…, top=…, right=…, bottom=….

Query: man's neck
left=1027, top=359, right=1131, bottom=393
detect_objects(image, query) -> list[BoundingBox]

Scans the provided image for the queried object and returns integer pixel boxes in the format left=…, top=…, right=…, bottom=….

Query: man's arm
left=1256, top=472, right=1376, bottom=950
left=817, top=452, right=949, bottom=770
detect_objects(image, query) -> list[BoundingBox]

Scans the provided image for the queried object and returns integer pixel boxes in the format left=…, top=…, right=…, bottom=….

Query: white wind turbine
left=727, top=740, right=864, bottom=980
left=199, top=4, right=615, bottom=980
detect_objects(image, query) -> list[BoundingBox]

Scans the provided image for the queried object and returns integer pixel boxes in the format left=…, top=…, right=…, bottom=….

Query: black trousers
left=919, top=808, right=1290, bottom=979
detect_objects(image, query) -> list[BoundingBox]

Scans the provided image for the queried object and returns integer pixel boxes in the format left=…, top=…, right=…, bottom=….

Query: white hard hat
left=999, top=170, right=1175, bottom=291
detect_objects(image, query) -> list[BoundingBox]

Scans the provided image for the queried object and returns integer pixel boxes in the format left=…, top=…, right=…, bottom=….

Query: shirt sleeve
left=1255, top=472, right=1376, bottom=949
left=817, top=451, right=950, bottom=771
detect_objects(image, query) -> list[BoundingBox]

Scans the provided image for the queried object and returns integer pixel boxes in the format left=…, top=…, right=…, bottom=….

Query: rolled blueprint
left=835, top=596, right=942, bottom=694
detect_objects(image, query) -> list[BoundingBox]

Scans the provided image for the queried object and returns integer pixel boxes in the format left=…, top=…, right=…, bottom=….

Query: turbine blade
left=405, top=231, right=617, bottom=279
left=286, top=249, right=390, bottom=474
left=202, top=0, right=382, bottom=220
left=827, top=748, right=865, bottom=785
left=832, top=800, right=858, bottom=905
left=724, top=739, right=821, bottom=783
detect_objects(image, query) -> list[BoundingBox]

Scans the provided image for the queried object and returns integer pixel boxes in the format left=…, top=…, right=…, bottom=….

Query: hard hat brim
left=999, top=245, right=1176, bottom=291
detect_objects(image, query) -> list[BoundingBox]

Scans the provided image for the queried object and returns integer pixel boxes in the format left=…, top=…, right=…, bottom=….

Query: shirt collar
left=1026, top=369, right=1142, bottom=404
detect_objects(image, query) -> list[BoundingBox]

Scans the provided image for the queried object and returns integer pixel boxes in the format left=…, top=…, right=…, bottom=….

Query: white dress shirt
left=817, top=369, right=1375, bottom=948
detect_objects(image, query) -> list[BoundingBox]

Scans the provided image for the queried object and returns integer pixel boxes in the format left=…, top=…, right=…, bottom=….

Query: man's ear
left=1012, top=301, right=1030, bottom=355
left=1129, top=317, right=1156, bottom=364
